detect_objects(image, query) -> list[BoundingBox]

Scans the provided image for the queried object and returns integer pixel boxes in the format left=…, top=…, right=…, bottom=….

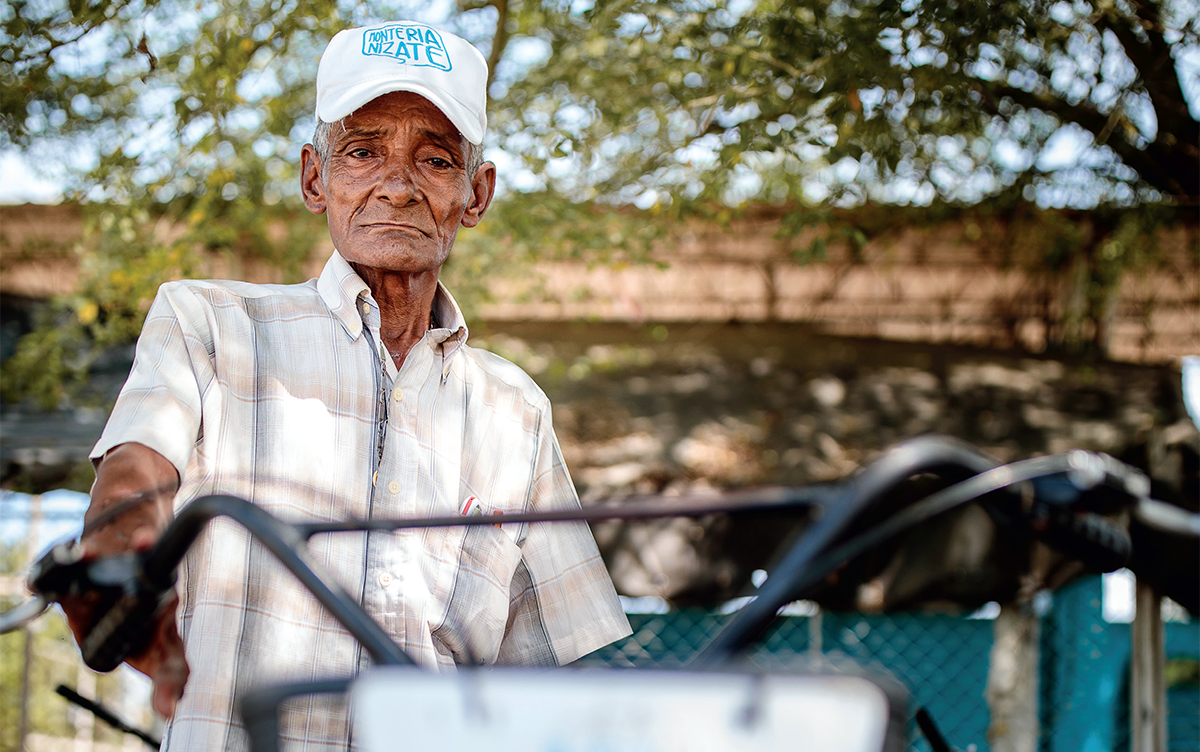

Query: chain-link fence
left=1167, top=681, right=1200, bottom=752
left=579, top=609, right=992, bottom=752
left=580, top=576, right=1200, bottom=752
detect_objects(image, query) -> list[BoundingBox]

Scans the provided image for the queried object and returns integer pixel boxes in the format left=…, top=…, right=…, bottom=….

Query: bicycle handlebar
left=6, top=495, right=415, bottom=671
left=694, top=444, right=1151, bottom=664
left=0, top=435, right=1182, bottom=674
left=694, top=435, right=1011, bottom=663
left=1135, top=497, right=1200, bottom=536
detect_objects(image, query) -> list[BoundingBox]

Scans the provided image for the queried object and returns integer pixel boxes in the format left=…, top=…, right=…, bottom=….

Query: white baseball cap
left=315, top=21, right=488, bottom=145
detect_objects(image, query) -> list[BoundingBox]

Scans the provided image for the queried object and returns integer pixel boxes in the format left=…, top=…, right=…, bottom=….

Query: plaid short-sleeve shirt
left=91, top=251, right=630, bottom=751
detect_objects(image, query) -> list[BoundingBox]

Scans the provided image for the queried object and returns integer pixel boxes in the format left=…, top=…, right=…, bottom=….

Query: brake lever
left=0, top=539, right=77, bottom=635
left=25, top=540, right=176, bottom=672
left=0, top=595, right=50, bottom=634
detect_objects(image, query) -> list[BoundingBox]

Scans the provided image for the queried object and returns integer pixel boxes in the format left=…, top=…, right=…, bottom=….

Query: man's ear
left=300, top=144, right=327, bottom=215
left=461, top=161, right=496, bottom=229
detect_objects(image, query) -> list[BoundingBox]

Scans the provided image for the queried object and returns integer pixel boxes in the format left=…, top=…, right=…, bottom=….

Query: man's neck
left=352, top=263, right=439, bottom=370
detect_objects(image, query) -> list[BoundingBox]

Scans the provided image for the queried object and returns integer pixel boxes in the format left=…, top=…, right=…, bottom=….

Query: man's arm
left=63, top=442, right=189, bottom=718
left=496, top=413, right=630, bottom=666
left=84, top=442, right=178, bottom=546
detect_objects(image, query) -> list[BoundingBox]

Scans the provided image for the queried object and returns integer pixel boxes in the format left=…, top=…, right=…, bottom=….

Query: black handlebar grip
left=1030, top=504, right=1132, bottom=573
left=80, top=584, right=172, bottom=673
left=27, top=547, right=176, bottom=673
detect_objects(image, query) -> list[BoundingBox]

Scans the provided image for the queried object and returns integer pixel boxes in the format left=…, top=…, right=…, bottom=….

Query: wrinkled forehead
left=338, top=92, right=467, bottom=146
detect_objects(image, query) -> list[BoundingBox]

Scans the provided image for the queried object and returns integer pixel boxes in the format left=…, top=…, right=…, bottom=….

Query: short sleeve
left=496, top=411, right=631, bottom=666
left=91, top=282, right=212, bottom=478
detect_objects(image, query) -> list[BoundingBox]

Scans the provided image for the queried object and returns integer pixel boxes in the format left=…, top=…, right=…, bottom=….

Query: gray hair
left=312, top=118, right=484, bottom=178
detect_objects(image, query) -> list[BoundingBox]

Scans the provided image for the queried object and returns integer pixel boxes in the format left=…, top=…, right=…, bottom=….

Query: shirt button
left=388, top=480, right=401, bottom=494
left=378, top=571, right=392, bottom=588
left=392, top=386, right=404, bottom=402
left=361, top=302, right=370, bottom=316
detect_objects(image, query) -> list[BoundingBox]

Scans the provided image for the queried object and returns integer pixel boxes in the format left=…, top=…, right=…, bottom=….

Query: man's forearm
left=85, top=442, right=180, bottom=549
left=66, top=441, right=191, bottom=719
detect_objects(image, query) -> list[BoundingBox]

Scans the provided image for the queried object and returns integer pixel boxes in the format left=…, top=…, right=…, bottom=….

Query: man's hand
left=63, top=442, right=188, bottom=718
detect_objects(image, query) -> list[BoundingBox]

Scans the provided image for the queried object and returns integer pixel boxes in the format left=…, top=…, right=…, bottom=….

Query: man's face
left=300, top=91, right=495, bottom=274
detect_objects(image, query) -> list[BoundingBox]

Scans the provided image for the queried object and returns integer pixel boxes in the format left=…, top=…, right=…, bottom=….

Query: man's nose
left=376, top=157, right=420, bottom=203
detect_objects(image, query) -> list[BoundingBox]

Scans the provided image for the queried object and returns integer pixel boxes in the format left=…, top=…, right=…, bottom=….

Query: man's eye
left=348, top=148, right=373, bottom=158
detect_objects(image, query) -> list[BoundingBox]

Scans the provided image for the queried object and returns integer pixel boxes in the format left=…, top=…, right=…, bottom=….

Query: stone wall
left=479, top=321, right=1194, bottom=491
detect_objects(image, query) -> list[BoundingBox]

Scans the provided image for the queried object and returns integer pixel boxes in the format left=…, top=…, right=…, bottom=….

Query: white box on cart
left=352, top=666, right=896, bottom=752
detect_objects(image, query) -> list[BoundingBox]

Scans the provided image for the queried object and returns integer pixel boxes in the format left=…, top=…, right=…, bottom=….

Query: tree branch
left=9, top=7, right=124, bottom=66
left=979, top=77, right=1196, bottom=199
left=485, top=0, right=510, bottom=90
left=1095, top=1, right=1194, bottom=130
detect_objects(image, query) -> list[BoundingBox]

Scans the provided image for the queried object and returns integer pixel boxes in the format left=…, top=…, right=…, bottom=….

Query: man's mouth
left=362, top=221, right=428, bottom=236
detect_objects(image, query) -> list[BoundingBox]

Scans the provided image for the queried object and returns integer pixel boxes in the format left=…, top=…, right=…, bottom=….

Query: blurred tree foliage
left=1, top=0, right=1197, bottom=407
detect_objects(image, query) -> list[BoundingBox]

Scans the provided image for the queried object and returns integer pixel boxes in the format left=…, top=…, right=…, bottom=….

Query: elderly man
left=69, top=20, right=630, bottom=751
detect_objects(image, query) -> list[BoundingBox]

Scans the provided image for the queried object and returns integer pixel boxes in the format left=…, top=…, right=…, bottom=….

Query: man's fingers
left=128, top=595, right=188, bottom=719
left=152, top=682, right=177, bottom=718
left=152, top=656, right=188, bottom=719
left=78, top=526, right=159, bottom=560
left=149, top=623, right=189, bottom=718
left=69, top=444, right=184, bottom=718
left=68, top=528, right=156, bottom=648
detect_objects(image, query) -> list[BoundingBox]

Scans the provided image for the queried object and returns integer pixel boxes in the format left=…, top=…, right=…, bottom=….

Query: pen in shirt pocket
left=460, top=496, right=503, bottom=527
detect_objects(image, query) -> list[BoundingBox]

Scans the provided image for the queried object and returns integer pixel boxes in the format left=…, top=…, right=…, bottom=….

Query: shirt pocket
left=428, top=523, right=523, bottom=665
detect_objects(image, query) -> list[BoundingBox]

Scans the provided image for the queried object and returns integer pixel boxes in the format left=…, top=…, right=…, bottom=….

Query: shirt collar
left=318, top=250, right=470, bottom=353
left=318, top=250, right=368, bottom=340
